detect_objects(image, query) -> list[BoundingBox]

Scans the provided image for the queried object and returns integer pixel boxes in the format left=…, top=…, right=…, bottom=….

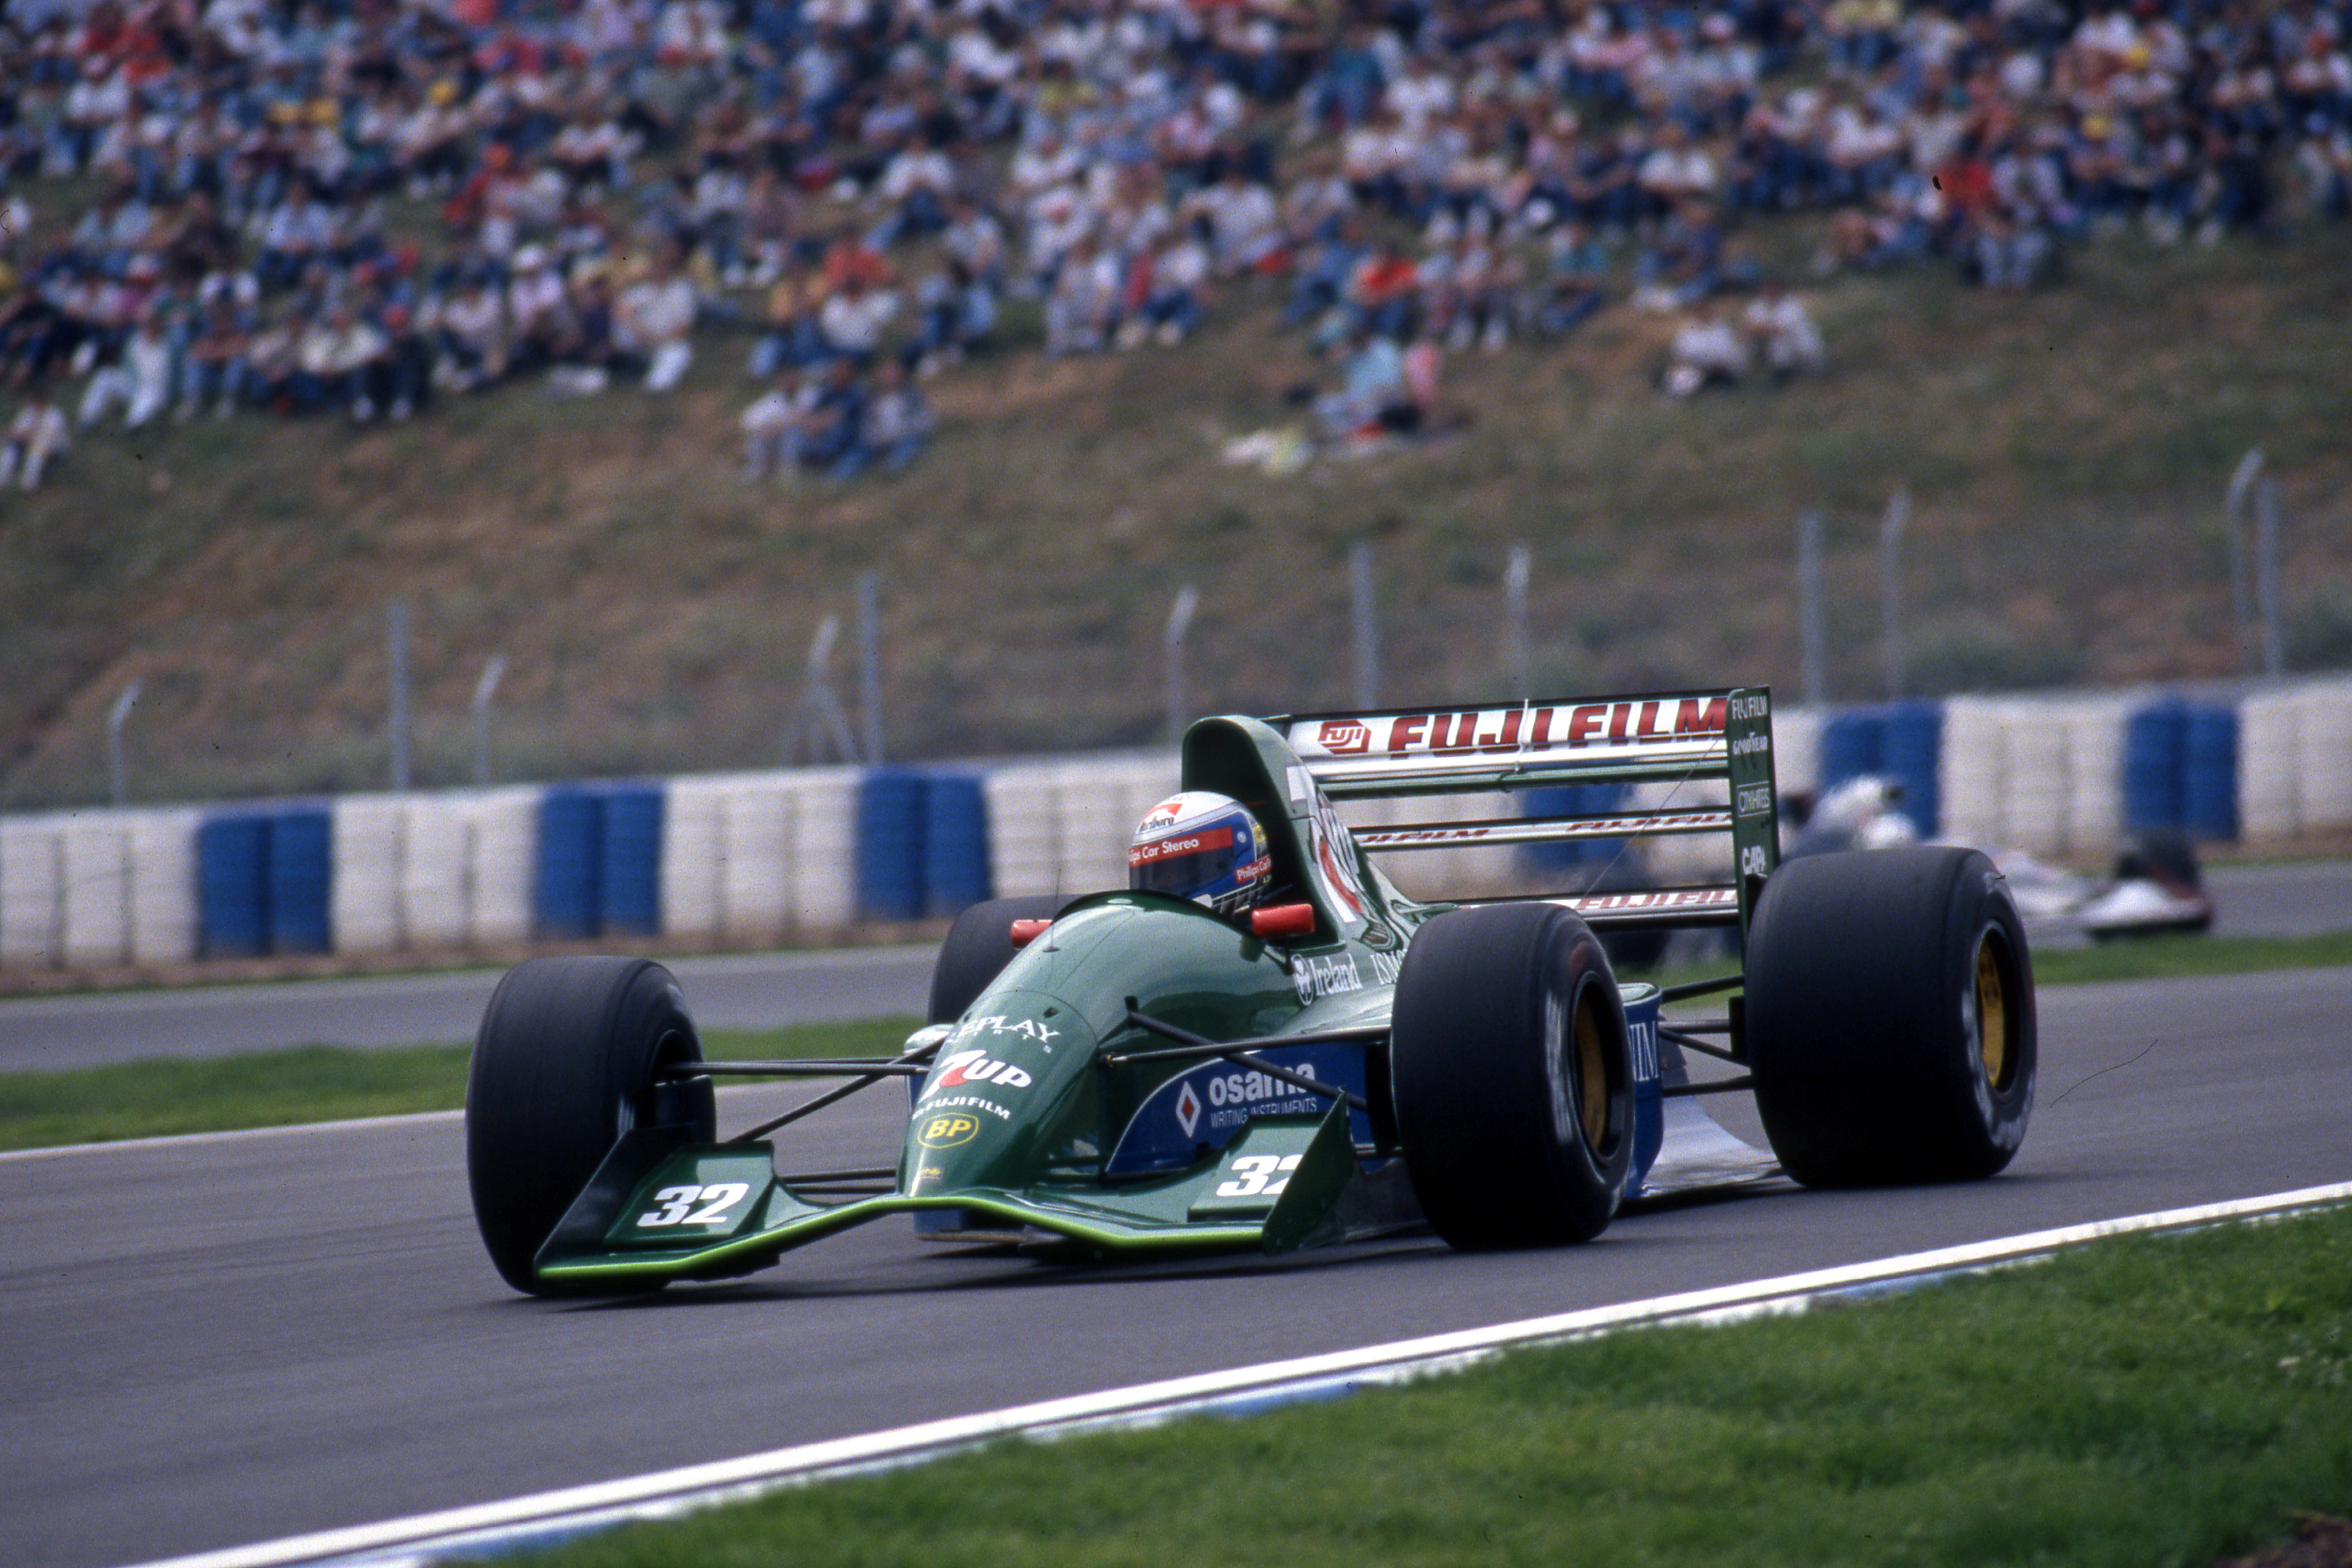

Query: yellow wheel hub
left=1975, top=933, right=2010, bottom=1090
left=1574, top=994, right=1610, bottom=1150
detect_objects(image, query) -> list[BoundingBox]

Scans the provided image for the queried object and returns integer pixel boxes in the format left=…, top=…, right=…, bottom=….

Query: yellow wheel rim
left=1975, top=932, right=2010, bottom=1091
left=1574, top=992, right=1609, bottom=1150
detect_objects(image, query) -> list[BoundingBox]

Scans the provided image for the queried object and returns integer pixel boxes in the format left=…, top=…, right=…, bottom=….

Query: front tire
left=1745, top=847, right=2036, bottom=1186
left=466, top=957, right=715, bottom=1294
left=1390, top=904, right=1632, bottom=1249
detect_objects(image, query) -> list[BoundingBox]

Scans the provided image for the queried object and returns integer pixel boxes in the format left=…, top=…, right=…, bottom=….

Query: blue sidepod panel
left=1101, top=987, right=1666, bottom=1194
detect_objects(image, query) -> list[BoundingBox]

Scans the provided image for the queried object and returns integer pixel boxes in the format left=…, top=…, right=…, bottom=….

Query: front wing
left=531, top=1103, right=1374, bottom=1290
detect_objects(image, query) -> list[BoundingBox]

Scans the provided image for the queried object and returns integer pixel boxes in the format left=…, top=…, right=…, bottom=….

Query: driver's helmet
left=1128, top=791, right=1274, bottom=915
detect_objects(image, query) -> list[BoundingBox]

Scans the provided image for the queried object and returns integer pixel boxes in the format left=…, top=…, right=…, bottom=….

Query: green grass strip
left=524, top=1207, right=2352, bottom=1568
left=0, top=1016, right=923, bottom=1152
left=2027, top=929, right=2352, bottom=986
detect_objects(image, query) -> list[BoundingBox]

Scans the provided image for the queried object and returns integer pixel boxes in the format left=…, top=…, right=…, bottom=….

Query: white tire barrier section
left=2240, top=678, right=2352, bottom=840
left=983, top=753, right=1178, bottom=902
left=660, top=768, right=860, bottom=941
left=1939, top=693, right=2134, bottom=858
left=0, top=678, right=2347, bottom=972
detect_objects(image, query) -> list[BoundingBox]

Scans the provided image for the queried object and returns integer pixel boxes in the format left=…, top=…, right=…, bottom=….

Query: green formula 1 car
left=464, top=688, right=2037, bottom=1295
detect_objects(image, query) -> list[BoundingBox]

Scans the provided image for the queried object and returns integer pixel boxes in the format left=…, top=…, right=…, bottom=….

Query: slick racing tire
left=927, top=894, right=1081, bottom=1025
left=1390, top=903, right=1633, bottom=1249
left=467, top=957, right=715, bottom=1295
left=1745, top=846, right=2036, bottom=1187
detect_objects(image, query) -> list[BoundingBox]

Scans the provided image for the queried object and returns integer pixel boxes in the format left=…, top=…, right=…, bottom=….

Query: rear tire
left=1390, top=904, right=1632, bottom=1249
left=1745, top=847, right=2036, bottom=1186
left=927, top=894, right=1081, bottom=1024
left=466, top=957, right=715, bottom=1295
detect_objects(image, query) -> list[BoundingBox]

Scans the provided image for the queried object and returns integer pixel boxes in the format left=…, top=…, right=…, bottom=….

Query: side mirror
left=1008, top=918, right=1053, bottom=947
left=1248, top=903, right=1319, bottom=941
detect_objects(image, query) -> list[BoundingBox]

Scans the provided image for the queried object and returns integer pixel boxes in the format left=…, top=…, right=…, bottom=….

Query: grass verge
left=2026, top=930, right=2352, bottom=986
left=0, top=1016, right=922, bottom=1153
left=521, top=1205, right=2352, bottom=1568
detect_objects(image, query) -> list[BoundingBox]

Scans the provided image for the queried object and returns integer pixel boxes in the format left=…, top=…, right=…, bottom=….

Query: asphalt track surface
left=4, top=859, right=2348, bottom=1072
left=4, top=958, right=2348, bottom=1568
left=0, top=945, right=940, bottom=1072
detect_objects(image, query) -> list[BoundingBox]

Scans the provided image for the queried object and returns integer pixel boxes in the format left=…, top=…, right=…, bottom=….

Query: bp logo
left=916, top=1113, right=981, bottom=1149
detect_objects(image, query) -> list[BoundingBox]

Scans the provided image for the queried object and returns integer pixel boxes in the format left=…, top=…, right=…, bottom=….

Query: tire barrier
left=196, top=812, right=270, bottom=959
left=127, top=808, right=201, bottom=965
left=194, top=805, right=332, bottom=959
left=267, top=807, right=333, bottom=956
left=5, top=679, right=2351, bottom=973
left=2124, top=698, right=2242, bottom=841
left=534, top=782, right=664, bottom=941
left=658, top=766, right=861, bottom=943
left=1769, top=706, right=1827, bottom=801
left=1818, top=701, right=1944, bottom=838
left=922, top=774, right=992, bottom=918
left=983, top=754, right=1178, bottom=902
left=1937, top=694, right=2130, bottom=858
left=855, top=768, right=929, bottom=922
left=2184, top=706, right=2241, bottom=842
left=62, top=816, right=134, bottom=968
left=2122, top=698, right=2190, bottom=834
left=330, top=795, right=406, bottom=955
left=1, top=814, right=64, bottom=968
left=1, top=809, right=201, bottom=970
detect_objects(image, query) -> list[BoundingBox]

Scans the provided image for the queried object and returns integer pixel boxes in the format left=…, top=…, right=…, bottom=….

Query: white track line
left=122, top=1179, right=2352, bottom=1568
left=2, top=1085, right=789, bottom=1162
left=0, top=1110, right=466, bottom=1162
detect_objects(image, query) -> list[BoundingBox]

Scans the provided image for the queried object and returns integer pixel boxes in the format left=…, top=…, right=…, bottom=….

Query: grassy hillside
left=6, top=220, right=2351, bottom=811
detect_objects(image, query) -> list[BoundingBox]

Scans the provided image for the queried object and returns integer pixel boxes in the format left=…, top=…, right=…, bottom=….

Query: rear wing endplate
left=1272, top=688, right=1781, bottom=941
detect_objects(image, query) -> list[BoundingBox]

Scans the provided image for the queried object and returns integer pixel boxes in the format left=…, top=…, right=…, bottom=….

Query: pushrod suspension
left=729, top=1038, right=942, bottom=1143
left=1109, top=1008, right=1372, bottom=1112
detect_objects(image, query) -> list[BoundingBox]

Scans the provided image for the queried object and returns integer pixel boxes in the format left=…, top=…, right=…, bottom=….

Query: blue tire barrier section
left=1817, top=701, right=1944, bottom=837
left=5, top=677, right=2349, bottom=972
left=2122, top=699, right=2188, bottom=833
left=857, top=768, right=929, bottom=922
left=2125, top=699, right=2241, bottom=841
left=858, top=768, right=994, bottom=922
left=534, top=782, right=665, bottom=940
left=2184, top=706, right=2241, bottom=842
left=197, top=805, right=332, bottom=959
left=600, top=785, right=665, bottom=938
left=923, top=774, right=993, bottom=918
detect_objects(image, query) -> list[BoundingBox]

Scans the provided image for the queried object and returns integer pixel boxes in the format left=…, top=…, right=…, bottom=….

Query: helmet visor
left=1128, top=825, right=1240, bottom=899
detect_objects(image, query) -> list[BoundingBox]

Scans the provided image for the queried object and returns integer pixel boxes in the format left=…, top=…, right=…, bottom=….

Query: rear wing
left=1271, top=688, right=1780, bottom=944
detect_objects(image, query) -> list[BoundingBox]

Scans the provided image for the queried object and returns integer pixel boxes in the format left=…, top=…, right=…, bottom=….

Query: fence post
left=1798, top=511, right=1826, bottom=707
left=1164, top=584, right=1200, bottom=744
left=388, top=601, right=412, bottom=790
left=1350, top=541, right=1378, bottom=709
left=107, top=679, right=142, bottom=806
left=471, top=653, right=506, bottom=786
left=1879, top=487, right=1908, bottom=700
left=2256, top=478, right=2285, bottom=678
left=2225, top=449, right=2264, bottom=674
left=857, top=571, right=883, bottom=765
left=1504, top=543, right=1531, bottom=699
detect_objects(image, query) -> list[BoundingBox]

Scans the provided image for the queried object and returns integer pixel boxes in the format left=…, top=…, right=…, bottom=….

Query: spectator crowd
left=3, top=0, right=2350, bottom=489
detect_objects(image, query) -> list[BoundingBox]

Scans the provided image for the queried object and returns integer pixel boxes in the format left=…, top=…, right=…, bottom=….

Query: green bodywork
left=533, top=716, right=1446, bottom=1289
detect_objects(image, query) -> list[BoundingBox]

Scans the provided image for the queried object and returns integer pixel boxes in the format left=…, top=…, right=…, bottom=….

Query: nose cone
left=903, top=989, right=1088, bottom=1195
